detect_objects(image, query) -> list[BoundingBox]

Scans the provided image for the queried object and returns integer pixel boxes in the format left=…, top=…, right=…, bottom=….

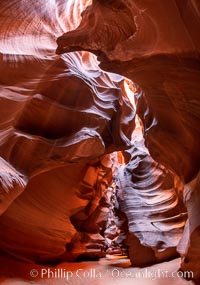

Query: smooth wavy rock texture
left=57, top=0, right=200, bottom=279
left=57, top=0, right=200, bottom=183
left=0, top=52, right=134, bottom=177
left=0, top=0, right=135, bottom=263
left=117, top=139, right=186, bottom=267
left=0, top=157, right=27, bottom=215
left=0, top=0, right=200, bottom=282
left=0, top=154, right=118, bottom=263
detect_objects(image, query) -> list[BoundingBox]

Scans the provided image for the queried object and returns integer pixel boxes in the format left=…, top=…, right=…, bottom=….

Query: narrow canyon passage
left=0, top=1, right=200, bottom=284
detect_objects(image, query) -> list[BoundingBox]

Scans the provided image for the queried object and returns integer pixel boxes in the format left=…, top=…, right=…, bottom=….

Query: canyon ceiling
left=0, top=0, right=200, bottom=283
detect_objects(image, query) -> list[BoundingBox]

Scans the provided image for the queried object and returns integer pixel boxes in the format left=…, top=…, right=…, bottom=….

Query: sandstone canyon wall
left=0, top=0, right=135, bottom=263
left=0, top=0, right=200, bottom=283
left=56, top=0, right=200, bottom=281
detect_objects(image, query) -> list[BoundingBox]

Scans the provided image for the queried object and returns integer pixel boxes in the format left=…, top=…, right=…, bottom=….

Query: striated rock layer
left=0, top=154, right=118, bottom=263
left=117, top=140, right=187, bottom=267
left=0, top=47, right=134, bottom=261
left=57, top=0, right=200, bottom=279
left=0, top=0, right=199, bottom=281
left=0, top=0, right=135, bottom=263
left=57, top=0, right=200, bottom=182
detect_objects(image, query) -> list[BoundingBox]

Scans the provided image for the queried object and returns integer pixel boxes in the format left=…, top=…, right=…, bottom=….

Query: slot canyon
left=0, top=0, right=199, bottom=284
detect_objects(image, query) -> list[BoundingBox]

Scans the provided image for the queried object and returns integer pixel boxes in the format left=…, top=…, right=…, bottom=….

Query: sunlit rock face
left=0, top=0, right=199, bottom=281
left=117, top=140, right=186, bottom=267
left=0, top=158, right=27, bottom=216
left=0, top=0, right=135, bottom=263
left=104, top=177, right=129, bottom=255
left=113, top=109, right=187, bottom=266
left=57, top=0, right=200, bottom=183
left=0, top=155, right=117, bottom=263
left=1, top=52, right=134, bottom=177
left=57, top=0, right=200, bottom=279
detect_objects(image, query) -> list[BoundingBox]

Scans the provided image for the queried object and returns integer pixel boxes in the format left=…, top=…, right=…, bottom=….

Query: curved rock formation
left=0, top=0, right=200, bottom=282
left=57, top=0, right=200, bottom=279
left=104, top=180, right=128, bottom=255
left=117, top=140, right=187, bottom=266
left=0, top=0, right=135, bottom=263
left=0, top=158, right=27, bottom=216
left=57, top=0, right=200, bottom=183
left=0, top=52, right=134, bottom=177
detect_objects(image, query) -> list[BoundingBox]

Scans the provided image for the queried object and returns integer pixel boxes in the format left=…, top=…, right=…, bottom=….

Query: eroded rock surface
left=0, top=0, right=134, bottom=263
left=117, top=140, right=187, bottom=266
left=0, top=0, right=199, bottom=281
left=57, top=0, right=200, bottom=182
left=57, top=0, right=200, bottom=279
